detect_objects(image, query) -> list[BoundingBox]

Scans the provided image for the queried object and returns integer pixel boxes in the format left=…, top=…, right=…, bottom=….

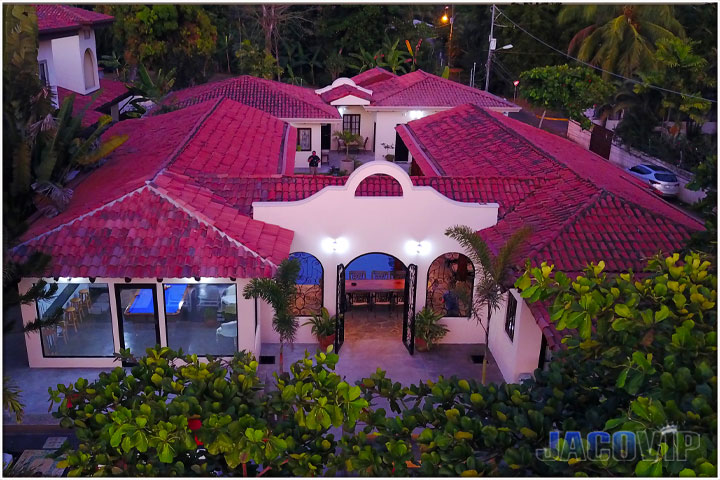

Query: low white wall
left=488, top=290, right=543, bottom=383
left=373, top=109, right=444, bottom=161
left=438, top=312, right=486, bottom=344
left=567, top=121, right=706, bottom=205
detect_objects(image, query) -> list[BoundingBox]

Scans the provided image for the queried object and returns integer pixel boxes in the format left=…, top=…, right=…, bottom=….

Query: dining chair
left=348, top=292, right=372, bottom=310
left=371, top=271, right=392, bottom=280
left=348, top=271, right=366, bottom=280
left=373, top=292, right=392, bottom=311
left=392, top=292, right=405, bottom=315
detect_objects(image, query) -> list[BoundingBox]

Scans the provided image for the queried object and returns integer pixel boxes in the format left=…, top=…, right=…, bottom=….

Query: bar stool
left=64, top=307, right=79, bottom=335
left=42, top=326, right=58, bottom=351
left=78, top=289, right=91, bottom=312
left=70, top=297, right=85, bottom=322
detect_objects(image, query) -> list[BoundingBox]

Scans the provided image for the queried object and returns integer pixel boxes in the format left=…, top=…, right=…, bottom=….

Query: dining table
left=345, top=279, right=405, bottom=294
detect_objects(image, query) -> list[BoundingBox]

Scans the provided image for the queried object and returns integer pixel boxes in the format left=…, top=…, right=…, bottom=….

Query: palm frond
left=492, top=226, right=532, bottom=284
left=445, top=225, right=494, bottom=273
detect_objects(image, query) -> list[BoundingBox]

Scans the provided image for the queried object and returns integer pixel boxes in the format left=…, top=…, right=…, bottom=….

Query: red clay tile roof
left=188, top=175, right=541, bottom=219
left=57, top=78, right=131, bottom=127
left=12, top=187, right=279, bottom=278
left=366, top=70, right=518, bottom=109
left=167, top=99, right=296, bottom=177
left=152, top=172, right=293, bottom=265
left=17, top=99, right=296, bottom=276
left=35, top=4, right=113, bottom=35
left=320, top=84, right=372, bottom=103
left=351, top=67, right=398, bottom=87
left=165, top=76, right=340, bottom=120
left=21, top=101, right=216, bottom=242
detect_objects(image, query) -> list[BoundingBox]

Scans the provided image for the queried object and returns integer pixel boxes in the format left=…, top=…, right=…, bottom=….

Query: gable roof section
left=152, top=172, right=293, bottom=265
left=478, top=175, right=695, bottom=275
left=57, top=78, right=131, bottom=127
left=367, top=70, right=518, bottom=109
left=398, top=103, right=563, bottom=177
left=11, top=187, right=279, bottom=278
left=166, top=76, right=340, bottom=120
left=36, top=4, right=113, bottom=35
left=167, top=99, right=296, bottom=177
left=21, top=100, right=216, bottom=242
left=351, top=67, right=398, bottom=87
left=320, top=84, right=373, bottom=103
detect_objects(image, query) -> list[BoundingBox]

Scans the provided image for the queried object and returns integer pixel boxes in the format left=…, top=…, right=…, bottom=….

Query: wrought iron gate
left=402, top=264, right=418, bottom=354
left=335, top=264, right=346, bottom=353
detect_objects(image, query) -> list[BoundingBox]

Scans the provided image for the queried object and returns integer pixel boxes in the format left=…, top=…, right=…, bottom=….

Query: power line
left=495, top=6, right=717, bottom=104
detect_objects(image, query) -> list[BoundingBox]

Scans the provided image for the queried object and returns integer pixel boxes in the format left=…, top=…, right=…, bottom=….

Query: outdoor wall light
left=124, top=277, right=131, bottom=283
left=89, top=277, right=96, bottom=284
left=321, top=237, right=349, bottom=254
left=229, top=277, right=236, bottom=282
left=194, top=276, right=201, bottom=282
left=338, top=106, right=346, bottom=115
left=405, top=240, right=431, bottom=256
left=53, top=276, right=59, bottom=281
left=408, top=110, right=424, bottom=120
left=156, top=278, right=163, bottom=283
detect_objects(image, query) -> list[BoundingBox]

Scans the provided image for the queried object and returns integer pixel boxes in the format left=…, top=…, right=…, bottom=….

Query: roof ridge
left=13, top=185, right=150, bottom=250
left=522, top=187, right=605, bottom=261
left=152, top=97, right=223, bottom=181
left=146, top=185, right=278, bottom=270
left=599, top=188, right=696, bottom=234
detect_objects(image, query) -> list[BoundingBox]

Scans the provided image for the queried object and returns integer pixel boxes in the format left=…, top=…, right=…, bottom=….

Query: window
left=83, top=48, right=96, bottom=89
left=425, top=253, right=474, bottom=317
left=343, top=114, right=360, bottom=135
left=289, top=252, right=323, bottom=316
left=505, top=293, right=518, bottom=341
left=36, top=282, right=114, bottom=357
left=630, top=165, right=650, bottom=174
left=164, top=283, right=238, bottom=356
left=297, top=128, right=312, bottom=151
left=38, top=61, right=49, bottom=86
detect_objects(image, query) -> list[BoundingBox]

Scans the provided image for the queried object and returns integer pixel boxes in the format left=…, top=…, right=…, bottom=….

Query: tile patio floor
left=258, top=308, right=503, bottom=387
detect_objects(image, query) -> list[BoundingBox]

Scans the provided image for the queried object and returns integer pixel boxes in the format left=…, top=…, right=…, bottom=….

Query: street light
left=440, top=5, right=454, bottom=68
left=513, top=80, right=520, bottom=101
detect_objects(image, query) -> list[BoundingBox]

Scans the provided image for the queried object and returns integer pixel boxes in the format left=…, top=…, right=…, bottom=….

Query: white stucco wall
left=291, top=122, right=322, bottom=168
left=252, top=162, right=499, bottom=347
left=372, top=109, right=445, bottom=161
left=488, top=290, right=543, bottom=383
left=38, top=39, right=59, bottom=106
left=335, top=105, right=375, bottom=152
left=19, top=277, right=256, bottom=368
left=50, top=29, right=100, bottom=95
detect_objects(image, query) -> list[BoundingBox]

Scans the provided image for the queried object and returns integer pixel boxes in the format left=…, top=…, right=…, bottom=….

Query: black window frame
left=38, top=61, right=49, bottom=86
left=162, top=282, right=239, bottom=357
left=114, top=283, right=161, bottom=365
left=297, top=128, right=312, bottom=152
left=35, top=281, right=116, bottom=358
left=505, top=292, right=518, bottom=341
left=343, top=114, right=361, bottom=135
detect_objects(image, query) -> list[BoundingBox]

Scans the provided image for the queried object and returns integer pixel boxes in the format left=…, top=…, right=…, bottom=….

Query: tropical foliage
left=519, top=65, right=615, bottom=129
left=414, top=307, right=449, bottom=350
left=445, top=225, right=531, bottom=384
left=48, top=253, right=716, bottom=476
left=235, top=40, right=284, bottom=80
left=558, top=4, right=685, bottom=79
left=243, top=259, right=300, bottom=371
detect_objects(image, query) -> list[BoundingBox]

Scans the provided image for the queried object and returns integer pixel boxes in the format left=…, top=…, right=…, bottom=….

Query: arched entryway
left=83, top=48, right=96, bottom=89
left=336, top=252, right=418, bottom=354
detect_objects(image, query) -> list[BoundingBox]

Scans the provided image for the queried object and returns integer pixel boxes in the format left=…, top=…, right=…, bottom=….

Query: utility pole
left=484, top=4, right=496, bottom=91
left=447, top=5, right=455, bottom=69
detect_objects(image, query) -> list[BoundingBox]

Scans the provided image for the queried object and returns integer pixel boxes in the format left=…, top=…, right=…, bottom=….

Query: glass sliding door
left=115, top=284, right=160, bottom=358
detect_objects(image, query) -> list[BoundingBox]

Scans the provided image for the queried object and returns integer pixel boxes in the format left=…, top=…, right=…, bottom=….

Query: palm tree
left=243, top=258, right=300, bottom=372
left=445, top=225, right=531, bottom=385
left=333, top=130, right=363, bottom=162
left=559, top=5, right=684, bottom=79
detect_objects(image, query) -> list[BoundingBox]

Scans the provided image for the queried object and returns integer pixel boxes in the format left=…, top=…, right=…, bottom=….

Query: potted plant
left=203, top=306, right=217, bottom=326
left=381, top=142, right=395, bottom=162
left=302, top=307, right=336, bottom=351
left=414, top=307, right=449, bottom=352
left=333, top=130, right=362, bottom=174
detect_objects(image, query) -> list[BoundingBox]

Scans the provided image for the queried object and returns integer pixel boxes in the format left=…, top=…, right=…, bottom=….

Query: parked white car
left=626, top=164, right=680, bottom=197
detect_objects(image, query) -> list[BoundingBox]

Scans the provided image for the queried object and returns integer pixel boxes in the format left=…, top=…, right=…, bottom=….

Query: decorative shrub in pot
left=302, top=307, right=336, bottom=350
left=414, top=307, right=448, bottom=351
